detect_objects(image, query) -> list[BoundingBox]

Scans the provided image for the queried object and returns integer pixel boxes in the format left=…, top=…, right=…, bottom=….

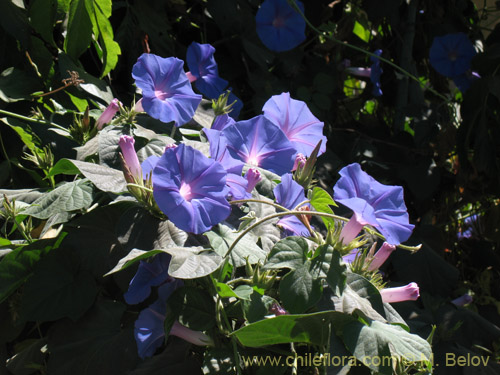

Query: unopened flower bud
left=292, top=153, right=307, bottom=172
left=96, top=98, right=120, bottom=130
left=170, top=321, right=213, bottom=346
left=119, top=135, right=142, bottom=182
left=269, top=303, right=288, bottom=316
left=368, top=242, right=396, bottom=271
left=245, top=168, right=262, bottom=193
left=380, top=282, right=420, bottom=303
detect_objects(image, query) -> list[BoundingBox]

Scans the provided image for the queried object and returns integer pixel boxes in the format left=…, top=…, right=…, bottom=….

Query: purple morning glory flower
left=274, top=173, right=310, bottom=236
left=132, top=53, right=202, bottom=126
left=370, top=50, right=383, bottom=97
left=255, top=0, right=306, bottom=52
left=186, top=42, right=228, bottom=99
left=152, top=143, right=231, bottom=234
left=211, top=114, right=235, bottom=131
left=96, top=98, right=120, bottom=130
left=124, top=253, right=172, bottom=305
left=262, top=92, right=327, bottom=156
left=333, top=163, right=414, bottom=246
left=220, top=115, right=297, bottom=175
left=429, top=33, right=476, bottom=78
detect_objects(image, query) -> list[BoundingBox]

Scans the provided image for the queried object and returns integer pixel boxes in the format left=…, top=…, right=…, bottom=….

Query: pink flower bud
left=380, top=282, right=420, bottom=303
left=185, top=71, right=197, bottom=83
left=292, top=153, right=307, bottom=172
left=118, top=135, right=142, bottom=181
left=245, top=168, right=262, bottom=193
left=96, top=98, right=120, bottom=130
left=368, top=242, right=396, bottom=271
left=170, top=321, right=213, bottom=346
left=269, top=303, right=288, bottom=316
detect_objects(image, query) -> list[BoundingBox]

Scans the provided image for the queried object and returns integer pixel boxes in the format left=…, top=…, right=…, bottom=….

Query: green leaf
left=0, top=235, right=66, bottom=304
left=216, top=283, right=253, bottom=300
left=241, top=291, right=275, bottom=323
left=98, top=125, right=123, bottom=169
left=163, top=246, right=222, bottom=279
left=47, top=300, right=139, bottom=375
left=1, top=117, right=39, bottom=151
left=323, top=246, right=347, bottom=294
left=64, top=0, right=92, bottom=59
left=0, top=0, right=31, bottom=47
left=6, top=338, right=47, bottom=374
left=103, top=248, right=161, bottom=276
left=310, top=187, right=337, bottom=229
left=23, top=179, right=94, bottom=219
left=232, top=311, right=352, bottom=347
left=0, top=68, right=41, bottom=102
left=247, top=192, right=281, bottom=252
left=48, top=159, right=127, bottom=193
left=28, top=0, right=57, bottom=47
left=353, top=20, right=370, bottom=43
left=136, top=137, right=175, bottom=162
left=342, top=315, right=433, bottom=374
left=263, top=237, right=310, bottom=271
left=169, top=286, right=216, bottom=330
left=205, top=224, right=267, bottom=267
left=279, top=263, right=322, bottom=314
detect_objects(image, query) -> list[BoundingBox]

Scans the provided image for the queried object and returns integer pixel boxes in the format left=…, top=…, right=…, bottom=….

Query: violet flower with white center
left=152, top=143, right=231, bottom=234
left=262, top=92, right=327, bottom=156
left=255, top=0, right=306, bottom=52
left=132, top=54, right=202, bottom=126
left=274, top=173, right=311, bottom=236
left=186, top=42, right=228, bottom=99
left=119, top=135, right=142, bottom=182
left=380, top=282, right=420, bottom=303
left=368, top=242, right=396, bottom=271
left=96, top=98, right=120, bottom=130
left=333, top=163, right=414, bottom=246
left=220, top=115, right=297, bottom=175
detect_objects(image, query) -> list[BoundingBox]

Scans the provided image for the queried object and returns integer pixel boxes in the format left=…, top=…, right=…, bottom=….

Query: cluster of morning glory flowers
left=96, top=0, right=422, bottom=359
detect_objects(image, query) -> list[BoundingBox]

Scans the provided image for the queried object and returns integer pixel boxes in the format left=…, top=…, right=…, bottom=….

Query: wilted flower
left=380, top=282, right=420, bottom=303
left=186, top=42, right=228, bottom=99
left=333, top=163, right=414, bottom=246
left=132, top=53, right=202, bottom=126
left=263, top=92, right=327, bottom=156
left=429, top=33, right=476, bottom=78
left=220, top=115, right=297, bottom=175
left=255, top=0, right=306, bottom=52
left=119, top=135, right=142, bottom=182
left=96, top=98, right=120, bottom=130
left=274, top=173, right=311, bottom=236
left=368, top=242, right=396, bottom=271
left=152, top=143, right=231, bottom=234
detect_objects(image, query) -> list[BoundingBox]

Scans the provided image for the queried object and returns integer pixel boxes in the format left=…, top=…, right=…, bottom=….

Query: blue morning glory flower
left=274, top=173, right=311, bottom=236
left=370, top=50, right=383, bottom=97
left=255, top=0, right=306, bottom=52
left=186, top=42, right=228, bottom=99
left=262, top=92, right=327, bottom=156
left=220, top=115, right=297, bottom=175
left=132, top=54, right=202, bottom=126
left=452, top=70, right=480, bottom=93
left=124, top=253, right=172, bottom=305
left=429, top=33, right=476, bottom=78
left=152, top=143, right=231, bottom=234
left=333, top=163, right=414, bottom=246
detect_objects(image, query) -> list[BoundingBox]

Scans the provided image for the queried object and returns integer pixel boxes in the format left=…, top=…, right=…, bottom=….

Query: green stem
left=288, top=0, right=449, bottom=102
left=126, top=183, right=153, bottom=193
left=229, top=198, right=289, bottom=212
left=0, top=109, right=70, bottom=133
left=224, top=209, right=420, bottom=258
left=170, top=125, right=177, bottom=139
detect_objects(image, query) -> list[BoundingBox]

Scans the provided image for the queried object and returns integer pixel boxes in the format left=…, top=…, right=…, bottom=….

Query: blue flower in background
left=370, top=50, right=383, bottom=97
left=132, top=54, right=202, bottom=126
left=124, top=253, right=172, bottom=305
left=262, top=92, right=327, bottom=156
left=429, top=33, right=476, bottom=78
left=255, top=0, right=306, bottom=52
left=220, top=115, right=297, bottom=175
left=274, top=173, right=311, bottom=236
left=152, top=144, right=231, bottom=234
left=186, top=42, right=228, bottom=99
left=333, top=163, right=414, bottom=246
